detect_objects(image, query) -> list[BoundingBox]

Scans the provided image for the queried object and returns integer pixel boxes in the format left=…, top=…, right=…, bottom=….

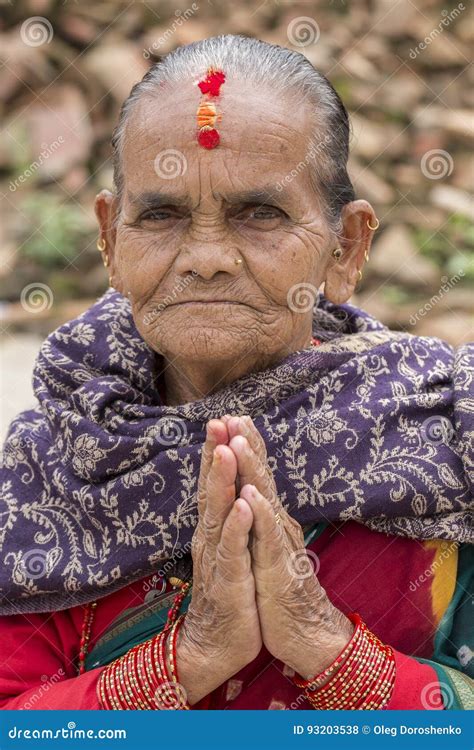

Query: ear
left=94, top=189, right=124, bottom=293
left=323, top=200, right=378, bottom=305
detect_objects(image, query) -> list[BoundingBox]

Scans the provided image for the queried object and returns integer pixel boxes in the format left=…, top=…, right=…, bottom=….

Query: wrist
left=291, top=615, right=355, bottom=681
left=293, top=614, right=396, bottom=710
left=175, top=626, right=228, bottom=706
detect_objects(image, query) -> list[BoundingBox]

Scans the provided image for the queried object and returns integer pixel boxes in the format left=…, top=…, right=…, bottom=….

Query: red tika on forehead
left=196, top=68, right=226, bottom=149
left=197, top=69, right=226, bottom=96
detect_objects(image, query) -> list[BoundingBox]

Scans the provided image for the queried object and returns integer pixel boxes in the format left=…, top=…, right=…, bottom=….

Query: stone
left=83, top=43, right=149, bottom=102
left=430, top=186, right=473, bottom=219
left=368, top=224, right=441, bottom=290
left=26, top=85, right=93, bottom=179
left=348, top=158, right=395, bottom=204
left=351, top=114, right=408, bottom=160
left=414, top=312, right=474, bottom=347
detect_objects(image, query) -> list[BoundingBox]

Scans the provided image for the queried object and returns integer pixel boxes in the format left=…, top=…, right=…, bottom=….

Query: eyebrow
left=224, top=187, right=293, bottom=210
left=127, top=191, right=190, bottom=210
left=127, top=185, right=293, bottom=212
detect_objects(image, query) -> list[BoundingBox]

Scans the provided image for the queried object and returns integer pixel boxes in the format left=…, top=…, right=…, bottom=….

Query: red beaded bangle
left=293, top=612, right=360, bottom=690
left=97, top=581, right=192, bottom=710
left=300, top=616, right=396, bottom=710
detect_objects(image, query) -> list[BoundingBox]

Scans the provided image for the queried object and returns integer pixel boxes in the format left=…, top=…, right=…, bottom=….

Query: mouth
left=173, top=300, right=243, bottom=306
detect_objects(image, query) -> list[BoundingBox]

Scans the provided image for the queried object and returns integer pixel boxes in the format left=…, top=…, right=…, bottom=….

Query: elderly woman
left=1, top=35, right=473, bottom=712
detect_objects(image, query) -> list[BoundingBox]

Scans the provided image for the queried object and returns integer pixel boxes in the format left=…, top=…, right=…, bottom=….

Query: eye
left=139, top=206, right=187, bottom=225
left=250, top=206, right=281, bottom=220
left=230, top=204, right=287, bottom=230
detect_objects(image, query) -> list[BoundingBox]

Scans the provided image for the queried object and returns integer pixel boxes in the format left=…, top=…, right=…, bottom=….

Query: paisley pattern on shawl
left=1, top=288, right=472, bottom=614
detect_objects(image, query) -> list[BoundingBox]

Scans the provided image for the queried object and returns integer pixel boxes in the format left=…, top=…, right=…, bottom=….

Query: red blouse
left=0, top=522, right=448, bottom=710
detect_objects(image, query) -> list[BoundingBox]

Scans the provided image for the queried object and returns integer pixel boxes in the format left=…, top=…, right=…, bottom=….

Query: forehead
left=121, top=77, right=318, bottom=201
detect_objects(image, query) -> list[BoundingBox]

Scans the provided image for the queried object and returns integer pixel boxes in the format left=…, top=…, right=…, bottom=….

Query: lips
left=174, top=300, right=241, bottom=305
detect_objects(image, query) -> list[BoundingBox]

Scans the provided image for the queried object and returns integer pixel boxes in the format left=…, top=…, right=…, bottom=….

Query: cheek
left=245, top=230, right=323, bottom=305
left=114, top=228, right=176, bottom=297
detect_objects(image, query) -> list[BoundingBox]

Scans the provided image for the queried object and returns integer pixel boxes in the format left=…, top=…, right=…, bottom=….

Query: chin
left=140, top=307, right=261, bottom=357
left=149, top=325, right=259, bottom=361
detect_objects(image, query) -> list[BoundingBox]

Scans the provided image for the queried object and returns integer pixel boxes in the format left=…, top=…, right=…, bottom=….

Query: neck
left=161, top=334, right=313, bottom=406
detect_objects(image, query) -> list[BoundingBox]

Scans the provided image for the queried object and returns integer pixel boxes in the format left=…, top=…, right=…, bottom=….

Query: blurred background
left=0, top=0, right=473, bottom=440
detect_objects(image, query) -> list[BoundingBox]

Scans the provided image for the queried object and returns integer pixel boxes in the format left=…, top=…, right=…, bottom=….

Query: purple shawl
left=1, top=288, right=472, bottom=614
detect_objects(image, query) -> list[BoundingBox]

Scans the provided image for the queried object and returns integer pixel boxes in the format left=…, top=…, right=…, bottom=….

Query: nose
left=175, top=237, right=243, bottom=281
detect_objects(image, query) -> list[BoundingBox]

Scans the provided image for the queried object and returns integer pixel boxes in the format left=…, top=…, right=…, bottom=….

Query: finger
left=228, top=415, right=268, bottom=462
left=203, top=444, right=238, bottom=547
left=197, top=419, right=229, bottom=515
left=215, top=498, right=254, bottom=583
left=240, top=484, right=284, bottom=570
left=229, top=434, right=280, bottom=513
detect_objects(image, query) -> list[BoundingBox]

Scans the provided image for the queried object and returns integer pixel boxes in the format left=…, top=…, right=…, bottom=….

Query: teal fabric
left=414, top=543, right=474, bottom=709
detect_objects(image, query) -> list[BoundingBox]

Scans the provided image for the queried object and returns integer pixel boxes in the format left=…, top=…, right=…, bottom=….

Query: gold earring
left=367, top=217, right=379, bottom=231
left=332, top=247, right=343, bottom=261
left=357, top=269, right=363, bottom=282
left=96, top=238, right=110, bottom=268
left=364, top=251, right=370, bottom=263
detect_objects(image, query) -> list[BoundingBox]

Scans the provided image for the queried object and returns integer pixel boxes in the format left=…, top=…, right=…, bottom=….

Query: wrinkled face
left=109, top=78, right=336, bottom=362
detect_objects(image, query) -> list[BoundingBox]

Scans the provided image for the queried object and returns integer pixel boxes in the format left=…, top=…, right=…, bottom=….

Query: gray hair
left=111, top=34, right=355, bottom=231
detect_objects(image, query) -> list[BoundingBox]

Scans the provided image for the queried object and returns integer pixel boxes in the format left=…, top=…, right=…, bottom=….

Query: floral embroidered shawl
left=1, top=288, right=472, bottom=614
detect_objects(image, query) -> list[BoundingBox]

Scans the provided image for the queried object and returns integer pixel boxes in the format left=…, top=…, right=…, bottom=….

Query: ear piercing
left=367, top=217, right=379, bottom=231
left=96, top=237, right=109, bottom=268
left=332, top=247, right=365, bottom=285
left=331, top=216, right=378, bottom=286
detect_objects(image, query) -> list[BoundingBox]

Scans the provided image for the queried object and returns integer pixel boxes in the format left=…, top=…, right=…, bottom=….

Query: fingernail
left=212, top=448, right=221, bottom=464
